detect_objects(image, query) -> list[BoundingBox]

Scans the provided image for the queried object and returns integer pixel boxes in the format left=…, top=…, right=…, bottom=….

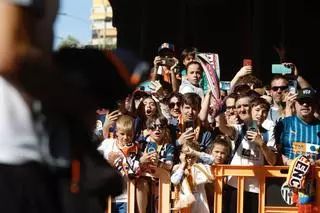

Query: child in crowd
left=171, top=137, right=230, bottom=213
left=179, top=61, right=205, bottom=99
left=98, top=115, right=141, bottom=213
left=183, top=134, right=231, bottom=165
left=136, top=116, right=175, bottom=213
left=180, top=47, right=209, bottom=94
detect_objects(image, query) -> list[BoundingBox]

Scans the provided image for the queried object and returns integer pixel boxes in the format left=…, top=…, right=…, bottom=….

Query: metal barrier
left=106, top=165, right=320, bottom=213
left=126, top=167, right=171, bottom=213
left=212, top=165, right=320, bottom=213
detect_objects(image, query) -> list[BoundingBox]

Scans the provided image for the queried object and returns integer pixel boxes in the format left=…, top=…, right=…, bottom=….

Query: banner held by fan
left=197, top=53, right=221, bottom=100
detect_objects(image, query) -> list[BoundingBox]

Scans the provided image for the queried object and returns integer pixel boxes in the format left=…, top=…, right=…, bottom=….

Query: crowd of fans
left=1, top=0, right=319, bottom=212
left=95, top=43, right=320, bottom=213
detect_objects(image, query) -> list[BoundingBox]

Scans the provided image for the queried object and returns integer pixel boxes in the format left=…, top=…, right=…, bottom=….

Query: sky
left=53, top=0, right=92, bottom=48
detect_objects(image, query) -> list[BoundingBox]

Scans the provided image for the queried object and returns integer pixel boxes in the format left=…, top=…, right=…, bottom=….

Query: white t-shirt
left=0, top=77, right=43, bottom=164
left=179, top=79, right=204, bottom=99
left=228, top=124, right=275, bottom=193
left=98, top=139, right=127, bottom=202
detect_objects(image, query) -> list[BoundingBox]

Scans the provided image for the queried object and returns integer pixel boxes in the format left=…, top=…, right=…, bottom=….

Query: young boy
left=179, top=61, right=204, bottom=99
left=180, top=47, right=209, bottom=94
left=98, top=115, right=141, bottom=213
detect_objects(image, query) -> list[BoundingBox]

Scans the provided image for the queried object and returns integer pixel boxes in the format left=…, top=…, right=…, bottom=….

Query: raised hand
left=178, top=128, right=195, bottom=146
left=104, top=110, right=121, bottom=128
left=246, top=130, right=264, bottom=147
left=153, top=56, right=162, bottom=67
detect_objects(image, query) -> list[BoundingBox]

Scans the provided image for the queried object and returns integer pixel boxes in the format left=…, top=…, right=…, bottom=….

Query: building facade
left=91, top=0, right=117, bottom=49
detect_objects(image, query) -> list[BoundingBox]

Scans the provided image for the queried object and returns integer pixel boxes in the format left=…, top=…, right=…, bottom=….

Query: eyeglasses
left=169, top=102, right=181, bottom=109
left=271, top=86, right=288, bottom=91
left=149, top=124, right=166, bottom=131
left=226, top=106, right=236, bottom=110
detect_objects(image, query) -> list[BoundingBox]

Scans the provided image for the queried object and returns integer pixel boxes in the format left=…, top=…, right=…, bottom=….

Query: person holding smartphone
left=218, top=95, right=277, bottom=213
left=136, top=115, right=174, bottom=213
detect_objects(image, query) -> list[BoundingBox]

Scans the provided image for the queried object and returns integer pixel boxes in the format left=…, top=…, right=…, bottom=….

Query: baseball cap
left=158, top=42, right=175, bottom=53
left=296, top=88, right=317, bottom=100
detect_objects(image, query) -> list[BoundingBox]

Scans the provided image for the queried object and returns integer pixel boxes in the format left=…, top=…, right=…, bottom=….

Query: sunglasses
left=169, top=102, right=181, bottom=109
left=271, top=86, right=288, bottom=91
left=297, top=99, right=315, bottom=106
left=149, top=124, right=166, bottom=131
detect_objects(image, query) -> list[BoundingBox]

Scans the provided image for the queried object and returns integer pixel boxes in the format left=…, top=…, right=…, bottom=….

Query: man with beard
left=275, top=88, right=320, bottom=165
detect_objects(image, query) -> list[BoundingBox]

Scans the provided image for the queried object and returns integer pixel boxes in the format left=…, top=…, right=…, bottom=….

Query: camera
left=160, top=57, right=176, bottom=67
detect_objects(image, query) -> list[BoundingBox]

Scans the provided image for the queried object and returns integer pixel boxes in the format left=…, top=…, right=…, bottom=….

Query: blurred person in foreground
left=0, top=1, right=149, bottom=213
left=0, top=0, right=61, bottom=212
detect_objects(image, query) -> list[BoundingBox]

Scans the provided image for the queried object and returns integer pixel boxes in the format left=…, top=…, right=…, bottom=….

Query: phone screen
left=185, top=120, right=195, bottom=130
left=243, top=59, right=252, bottom=66
left=220, top=81, right=231, bottom=91
left=288, top=80, right=297, bottom=94
left=247, top=120, right=258, bottom=132
left=147, top=142, right=157, bottom=153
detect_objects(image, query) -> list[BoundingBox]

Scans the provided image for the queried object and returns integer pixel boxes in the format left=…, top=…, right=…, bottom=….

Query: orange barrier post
left=126, top=167, right=171, bottom=213
left=212, top=165, right=320, bottom=213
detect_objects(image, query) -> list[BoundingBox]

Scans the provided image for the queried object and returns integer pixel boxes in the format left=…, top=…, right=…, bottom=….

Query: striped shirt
left=275, top=115, right=320, bottom=160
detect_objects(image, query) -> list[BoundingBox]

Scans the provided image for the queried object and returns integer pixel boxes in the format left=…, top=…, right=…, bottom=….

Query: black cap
left=296, top=88, right=316, bottom=100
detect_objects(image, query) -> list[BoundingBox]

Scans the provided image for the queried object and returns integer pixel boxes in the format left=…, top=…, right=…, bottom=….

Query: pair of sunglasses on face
left=168, top=102, right=181, bottom=109
left=149, top=124, right=166, bottom=131
left=296, top=98, right=315, bottom=106
left=271, top=86, right=288, bottom=91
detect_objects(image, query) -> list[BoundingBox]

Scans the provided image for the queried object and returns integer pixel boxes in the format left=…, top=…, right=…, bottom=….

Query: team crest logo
left=281, top=183, right=294, bottom=205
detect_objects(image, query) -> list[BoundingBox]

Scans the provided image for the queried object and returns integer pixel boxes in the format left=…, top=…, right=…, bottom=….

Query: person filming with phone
left=218, top=94, right=277, bottom=213
left=171, top=93, right=214, bottom=163
left=152, top=42, right=179, bottom=91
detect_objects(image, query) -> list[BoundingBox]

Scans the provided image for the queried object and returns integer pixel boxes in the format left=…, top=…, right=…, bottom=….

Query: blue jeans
left=112, top=202, right=127, bottom=213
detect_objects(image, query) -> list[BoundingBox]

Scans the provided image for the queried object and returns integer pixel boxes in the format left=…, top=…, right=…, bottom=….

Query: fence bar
left=264, top=206, right=298, bottom=212
left=236, top=176, right=244, bottom=213
left=127, top=179, right=136, bottom=213
left=213, top=175, right=223, bottom=213
left=258, top=173, right=265, bottom=213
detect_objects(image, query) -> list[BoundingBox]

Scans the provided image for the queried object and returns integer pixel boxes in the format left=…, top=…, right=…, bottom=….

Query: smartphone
left=288, top=80, right=297, bottom=94
left=220, top=81, right=231, bottom=91
left=185, top=120, right=195, bottom=130
left=272, top=64, right=292, bottom=74
left=147, top=141, right=158, bottom=153
left=247, top=120, right=258, bottom=132
left=243, top=59, right=252, bottom=66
